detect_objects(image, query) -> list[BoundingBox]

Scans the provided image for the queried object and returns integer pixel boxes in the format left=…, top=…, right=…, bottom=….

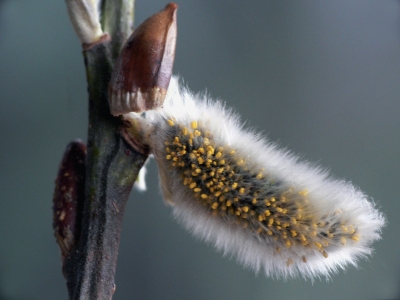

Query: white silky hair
left=126, top=76, right=385, bottom=280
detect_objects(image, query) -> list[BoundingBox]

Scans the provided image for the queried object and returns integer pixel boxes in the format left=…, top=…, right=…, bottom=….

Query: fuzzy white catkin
left=125, top=76, right=385, bottom=280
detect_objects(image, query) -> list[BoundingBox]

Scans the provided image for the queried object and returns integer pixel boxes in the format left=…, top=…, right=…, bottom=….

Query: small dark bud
left=108, top=3, right=178, bottom=116
left=53, top=140, right=86, bottom=271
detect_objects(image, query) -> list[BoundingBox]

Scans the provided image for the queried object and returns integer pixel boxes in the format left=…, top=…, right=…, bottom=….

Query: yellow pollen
left=191, top=121, right=198, bottom=129
left=229, top=150, right=235, bottom=155
left=267, top=230, right=273, bottom=235
left=340, top=237, right=347, bottom=245
left=226, top=200, right=232, bottom=207
left=209, top=171, right=215, bottom=177
left=291, top=230, right=297, bottom=237
left=198, top=148, right=205, bottom=154
left=242, top=206, right=249, bottom=212
left=214, top=191, right=221, bottom=197
left=203, top=138, right=210, bottom=145
left=166, top=147, right=171, bottom=153
left=166, top=155, right=172, bottom=160
left=237, top=159, right=244, bottom=165
left=167, top=119, right=174, bottom=126
left=264, top=210, right=271, bottom=216
left=239, top=188, right=245, bottom=194
left=268, top=218, right=274, bottom=226
left=174, top=137, right=180, bottom=143
left=315, top=242, right=322, bottom=248
left=286, top=240, right=291, bottom=247
left=198, top=157, right=204, bottom=164
left=299, top=189, right=308, bottom=196
left=194, top=188, right=201, bottom=192
left=232, top=183, right=238, bottom=189
left=351, top=235, right=359, bottom=241
left=256, top=227, right=263, bottom=234
left=256, top=173, right=262, bottom=179
left=215, top=152, right=222, bottom=159
left=194, top=130, right=201, bottom=137
left=182, top=127, right=188, bottom=135
left=173, top=157, right=178, bottom=162
left=211, top=202, right=218, bottom=209
left=291, top=218, right=297, bottom=224
left=189, top=182, right=197, bottom=189
left=252, top=198, right=257, bottom=205
left=201, top=194, right=208, bottom=199
left=271, top=197, right=276, bottom=202
left=195, top=168, right=201, bottom=174
left=189, top=139, right=193, bottom=146
left=219, top=159, right=225, bottom=165
left=276, top=207, right=283, bottom=213
left=217, top=168, right=224, bottom=174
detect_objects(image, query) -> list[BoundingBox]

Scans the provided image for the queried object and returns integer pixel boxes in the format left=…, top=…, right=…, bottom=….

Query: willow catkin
left=124, top=77, right=385, bottom=279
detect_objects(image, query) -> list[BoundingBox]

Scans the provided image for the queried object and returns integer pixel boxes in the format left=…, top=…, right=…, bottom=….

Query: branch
left=55, top=1, right=148, bottom=299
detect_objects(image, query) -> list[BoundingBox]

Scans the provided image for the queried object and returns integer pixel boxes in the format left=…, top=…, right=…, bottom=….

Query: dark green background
left=0, top=1, right=399, bottom=299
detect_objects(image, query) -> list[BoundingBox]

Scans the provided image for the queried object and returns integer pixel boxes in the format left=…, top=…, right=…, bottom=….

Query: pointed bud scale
left=108, top=3, right=178, bottom=116
left=53, top=140, right=86, bottom=269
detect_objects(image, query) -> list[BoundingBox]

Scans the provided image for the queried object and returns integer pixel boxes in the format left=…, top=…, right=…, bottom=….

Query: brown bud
left=108, top=3, right=178, bottom=116
left=53, top=140, right=86, bottom=267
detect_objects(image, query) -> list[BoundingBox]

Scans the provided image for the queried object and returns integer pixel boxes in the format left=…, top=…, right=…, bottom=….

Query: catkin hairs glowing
left=123, top=77, right=385, bottom=279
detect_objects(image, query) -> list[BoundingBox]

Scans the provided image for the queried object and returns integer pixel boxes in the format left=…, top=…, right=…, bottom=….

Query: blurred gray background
left=0, top=0, right=399, bottom=299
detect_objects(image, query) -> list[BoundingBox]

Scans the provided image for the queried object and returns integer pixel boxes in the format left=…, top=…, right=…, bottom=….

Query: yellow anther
left=251, top=198, right=257, bottom=205
left=191, top=121, right=198, bottom=129
left=195, top=168, right=201, bottom=174
left=233, top=197, right=239, bottom=202
left=194, top=130, right=201, bottom=137
left=256, top=173, right=262, bottom=179
left=224, top=187, right=230, bottom=192
left=229, top=150, right=235, bottom=155
left=237, top=159, right=244, bottom=165
left=285, top=240, right=291, bottom=247
left=256, top=227, right=263, bottom=234
left=211, top=202, right=218, bottom=210
left=209, top=171, right=215, bottom=177
left=167, top=119, right=174, bottom=126
left=201, top=194, right=208, bottom=199
left=203, top=138, right=210, bottom=145
left=198, top=148, right=205, bottom=154
left=268, top=218, right=274, bottom=226
left=242, top=206, right=249, bottom=212
left=282, top=209, right=287, bottom=214
left=180, top=150, right=187, bottom=155
left=174, top=137, right=180, bottom=143
left=182, top=127, right=188, bottom=135
left=239, top=188, right=245, bottom=194
left=267, top=230, right=273, bottom=235
left=198, top=157, right=204, bottom=164
left=257, top=215, right=265, bottom=222
left=299, top=189, right=308, bottom=196
left=189, top=139, right=193, bottom=146
left=214, top=191, right=221, bottom=197
left=219, top=195, right=226, bottom=202
left=291, top=230, right=297, bottom=237
left=315, top=242, right=322, bottom=248
left=173, top=157, right=178, bottom=162
left=351, top=235, right=359, bottom=241
left=291, top=218, right=297, bottom=225
left=340, top=237, right=346, bottom=245
left=194, top=188, right=201, bottom=193
left=219, top=159, right=225, bottom=165
left=166, top=147, right=171, bottom=153
left=300, top=234, right=306, bottom=242
left=226, top=200, right=232, bottom=207
left=276, top=207, right=283, bottom=213
left=190, top=153, right=196, bottom=159
left=215, top=152, right=222, bottom=159
left=276, top=226, right=282, bottom=230
left=183, top=178, right=190, bottom=185
left=189, top=182, right=197, bottom=189
left=271, top=197, right=276, bottom=202
left=264, top=210, right=271, bottom=216
left=232, top=182, right=238, bottom=189
left=217, top=168, right=224, bottom=174
left=166, top=155, right=172, bottom=160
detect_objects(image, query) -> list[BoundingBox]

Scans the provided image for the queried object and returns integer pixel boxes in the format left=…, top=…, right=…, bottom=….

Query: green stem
left=61, top=2, right=147, bottom=299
